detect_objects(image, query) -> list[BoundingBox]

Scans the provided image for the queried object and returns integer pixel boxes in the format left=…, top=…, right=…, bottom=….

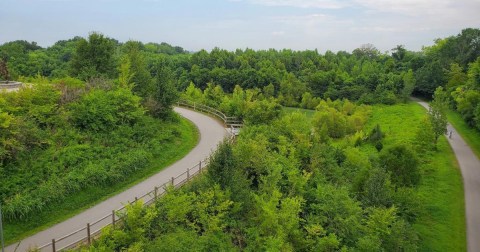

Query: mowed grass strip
left=5, top=116, right=199, bottom=245
left=366, top=103, right=466, bottom=251
left=447, top=110, right=480, bottom=160
left=283, top=107, right=316, bottom=120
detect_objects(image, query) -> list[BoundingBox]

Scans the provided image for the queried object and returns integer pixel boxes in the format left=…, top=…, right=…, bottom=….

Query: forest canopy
left=1, top=29, right=479, bottom=130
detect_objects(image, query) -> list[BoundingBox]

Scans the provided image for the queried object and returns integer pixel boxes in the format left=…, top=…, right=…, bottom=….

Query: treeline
left=85, top=94, right=434, bottom=250
left=1, top=29, right=479, bottom=129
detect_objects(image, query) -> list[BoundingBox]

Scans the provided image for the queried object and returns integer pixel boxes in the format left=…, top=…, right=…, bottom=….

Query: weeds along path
left=416, top=100, right=480, bottom=252
left=5, top=107, right=227, bottom=252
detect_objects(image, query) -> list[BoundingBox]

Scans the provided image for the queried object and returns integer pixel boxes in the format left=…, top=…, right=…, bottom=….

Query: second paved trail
left=417, top=100, right=480, bottom=252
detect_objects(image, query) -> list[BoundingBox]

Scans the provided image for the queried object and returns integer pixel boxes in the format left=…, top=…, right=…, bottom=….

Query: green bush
left=379, top=144, right=420, bottom=187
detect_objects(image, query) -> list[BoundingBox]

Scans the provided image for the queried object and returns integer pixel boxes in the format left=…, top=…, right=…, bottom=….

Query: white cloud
left=272, top=31, right=286, bottom=36
left=354, top=0, right=456, bottom=16
left=246, top=0, right=349, bottom=9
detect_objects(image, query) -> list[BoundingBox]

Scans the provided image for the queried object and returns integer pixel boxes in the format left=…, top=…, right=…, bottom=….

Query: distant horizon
left=1, top=0, right=479, bottom=53
left=1, top=28, right=474, bottom=54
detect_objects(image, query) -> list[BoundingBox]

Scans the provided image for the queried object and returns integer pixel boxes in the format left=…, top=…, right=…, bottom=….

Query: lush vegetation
left=0, top=33, right=198, bottom=244
left=1, top=29, right=476, bottom=250
left=0, top=76, right=198, bottom=243
left=364, top=104, right=465, bottom=251
left=2, top=29, right=478, bottom=130
left=80, top=95, right=464, bottom=250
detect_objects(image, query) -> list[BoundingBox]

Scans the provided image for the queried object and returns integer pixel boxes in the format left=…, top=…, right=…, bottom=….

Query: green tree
left=379, top=144, right=420, bottom=187
left=446, top=63, right=467, bottom=92
left=428, top=87, right=448, bottom=147
left=0, top=59, right=11, bottom=81
left=146, top=62, right=179, bottom=118
left=70, top=32, right=117, bottom=80
left=117, top=56, right=134, bottom=89
left=401, top=70, right=415, bottom=102
left=123, top=40, right=154, bottom=98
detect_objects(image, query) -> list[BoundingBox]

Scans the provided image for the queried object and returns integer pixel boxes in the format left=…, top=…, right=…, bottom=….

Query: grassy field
left=284, top=103, right=466, bottom=251
left=283, top=106, right=316, bottom=119
left=4, top=117, right=199, bottom=245
left=447, top=110, right=480, bottom=159
left=366, top=103, right=466, bottom=251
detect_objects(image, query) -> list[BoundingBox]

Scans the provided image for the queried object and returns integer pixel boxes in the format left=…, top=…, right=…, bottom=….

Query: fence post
left=87, top=223, right=91, bottom=245
left=52, top=239, right=56, bottom=252
left=187, top=168, right=190, bottom=181
left=112, top=210, right=116, bottom=229
left=154, top=186, right=158, bottom=200
left=199, top=161, right=202, bottom=172
left=193, top=102, right=196, bottom=110
left=171, top=177, right=174, bottom=186
left=135, top=197, right=138, bottom=203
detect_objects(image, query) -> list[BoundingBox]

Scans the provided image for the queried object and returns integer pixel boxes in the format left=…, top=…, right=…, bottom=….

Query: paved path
left=416, top=100, right=480, bottom=252
left=5, top=107, right=227, bottom=252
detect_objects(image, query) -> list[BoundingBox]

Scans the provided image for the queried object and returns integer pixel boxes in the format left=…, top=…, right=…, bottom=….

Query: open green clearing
left=282, top=107, right=316, bottom=119
left=4, top=116, right=198, bottom=245
left=366, top=103, right=466, bottom=251
left=285, top=103, right=466, bottom=251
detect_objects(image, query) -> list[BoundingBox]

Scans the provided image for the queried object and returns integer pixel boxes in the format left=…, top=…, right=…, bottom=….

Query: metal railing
left=21, top=102, right=243, bottom=252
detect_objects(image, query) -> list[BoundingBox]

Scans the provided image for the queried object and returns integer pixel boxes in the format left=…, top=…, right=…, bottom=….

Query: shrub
left=379, top=144, right=420, bottom=187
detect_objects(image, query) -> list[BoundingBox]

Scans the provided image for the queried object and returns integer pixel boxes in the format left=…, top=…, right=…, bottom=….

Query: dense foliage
left=83, top=94, right=445, bottom=250
left=0, top=76, right=190, bottom=221
left=2, top=29, right=479, bottom=130
left=0, top=29, right=473, bottom=249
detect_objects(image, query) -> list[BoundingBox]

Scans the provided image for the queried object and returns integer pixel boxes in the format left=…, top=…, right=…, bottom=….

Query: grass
left=4, top=116, right=199, bottom=246
left=447, top=109, right=480, bottom=159
left=365, top=102, right=466, bottom=251
left=276, top=104, right=467, bottom=250
left=283, top=107, right=316, bottom=120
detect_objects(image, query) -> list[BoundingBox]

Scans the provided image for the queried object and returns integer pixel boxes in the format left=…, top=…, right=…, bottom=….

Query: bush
left=69, top=88, right=144, bottom=132
left=379, top=144, right=420, bottom=187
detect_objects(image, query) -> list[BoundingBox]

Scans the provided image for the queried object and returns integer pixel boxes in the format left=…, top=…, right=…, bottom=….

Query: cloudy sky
left=1, top=0, right=479, bottom=52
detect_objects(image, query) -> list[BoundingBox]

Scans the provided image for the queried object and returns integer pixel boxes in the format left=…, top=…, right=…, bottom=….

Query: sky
left=0, top=0, right=479, bottom=53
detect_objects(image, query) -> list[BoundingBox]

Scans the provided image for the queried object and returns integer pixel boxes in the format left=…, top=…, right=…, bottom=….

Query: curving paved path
left=5, top=107, right=227, bottom=252
left=416, top=100, right=480, bottom=252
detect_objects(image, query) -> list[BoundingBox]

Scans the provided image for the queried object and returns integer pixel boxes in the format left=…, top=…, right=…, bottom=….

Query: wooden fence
left=35, top=103, right=243, bottom=251
left=37, top=158, right=209, bottom=251
left=176, top=100, right=243, bottom=136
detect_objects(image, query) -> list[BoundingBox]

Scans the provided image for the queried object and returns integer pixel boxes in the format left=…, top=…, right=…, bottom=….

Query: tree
left=207, top=141, right=236, bottom=190
left=123, top=40, right=154, bottom=98
left=117, top=56, right=134, bottom=89
left=379, top=144, right=420, bottom=187
left=428, top=87, right=448, bottom=147
left=446, top=63, right=467, bottom=92
left=146, top=64, right=178, bottom=118
left=70, top=32, right=117, bottom=80
left=0, top=59, right=11, bottom=82
left=401, top=70, right=415, bottom=102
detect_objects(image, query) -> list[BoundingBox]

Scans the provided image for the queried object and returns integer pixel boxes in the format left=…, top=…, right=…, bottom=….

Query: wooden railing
left=37, top=159, right=209, bottom=251
left=0, top=81, right=22, bottom=90
left=33, top=102, right=243, bottom=252
left=176, top=100, right=243, bottom=136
